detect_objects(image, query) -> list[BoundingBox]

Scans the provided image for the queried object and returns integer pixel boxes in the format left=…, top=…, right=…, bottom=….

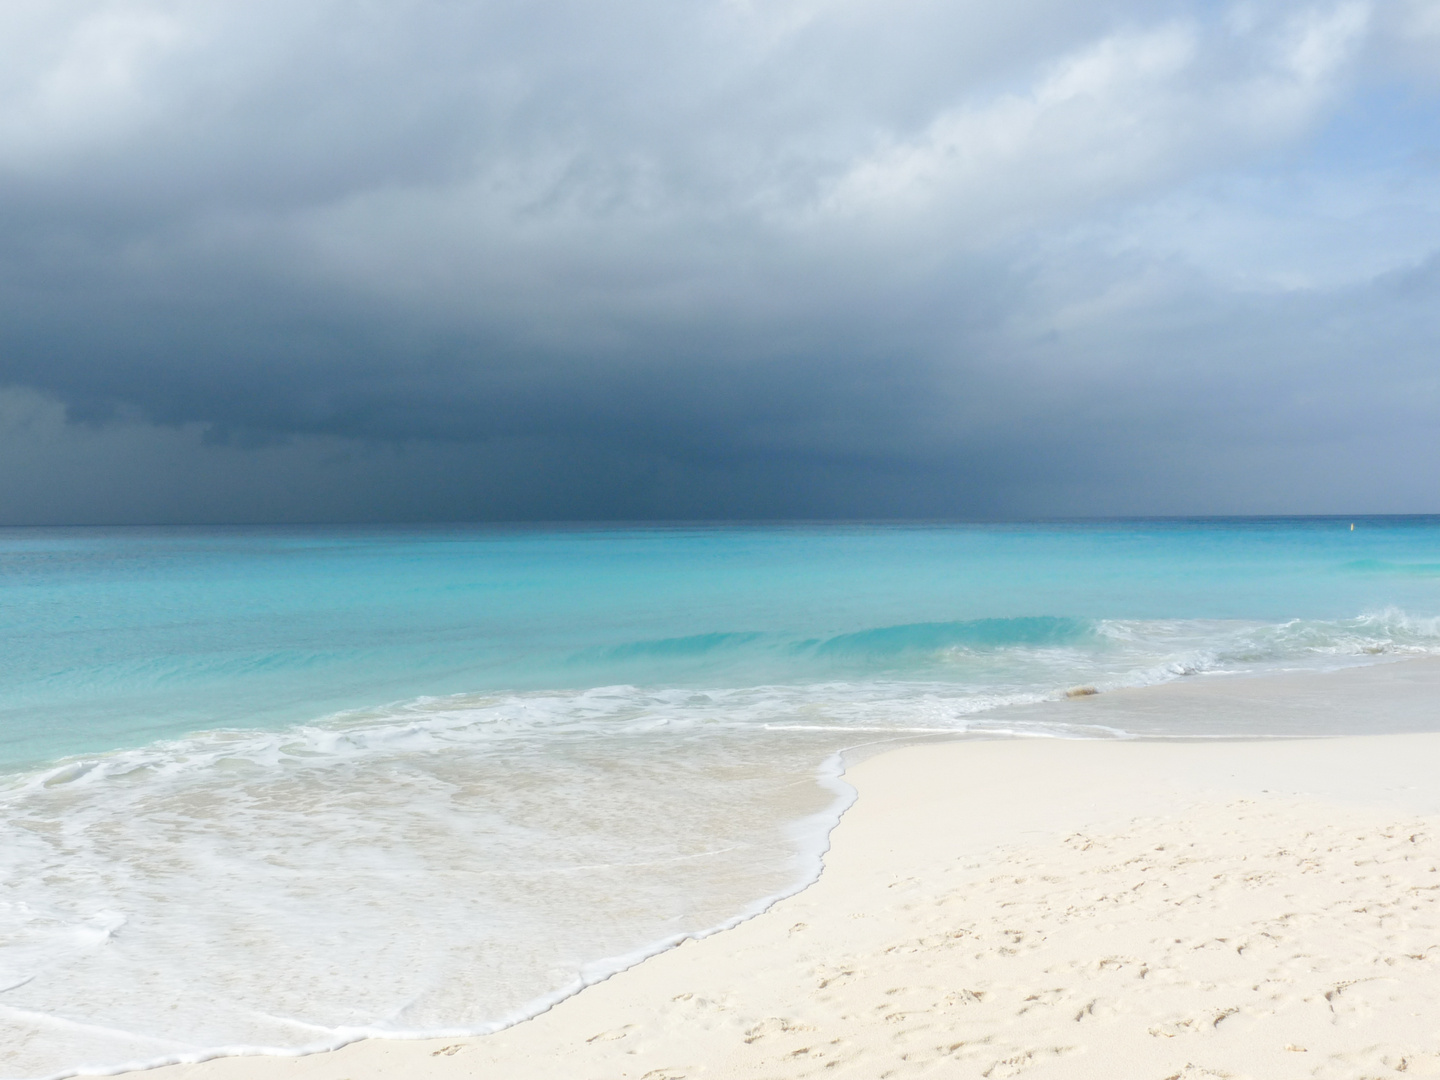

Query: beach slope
left=145, top=663, right=1440, bottom=1079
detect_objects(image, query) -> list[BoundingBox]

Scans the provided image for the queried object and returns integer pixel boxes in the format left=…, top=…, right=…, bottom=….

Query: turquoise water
left=6, top=518, right=1440, bottom=768
left=5, top=518, right=1440, bottom=1078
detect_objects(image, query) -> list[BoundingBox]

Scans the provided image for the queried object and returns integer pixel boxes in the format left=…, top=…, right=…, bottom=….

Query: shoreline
left=128, top=658, right=1440, bottom=1079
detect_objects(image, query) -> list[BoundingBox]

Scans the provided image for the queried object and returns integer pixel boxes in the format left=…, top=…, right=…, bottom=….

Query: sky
left=0, top=0, right=1438, bottom=523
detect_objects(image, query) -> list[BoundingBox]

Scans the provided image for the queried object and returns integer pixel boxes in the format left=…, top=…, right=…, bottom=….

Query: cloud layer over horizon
left=1, top=0, right=1438, bottom=522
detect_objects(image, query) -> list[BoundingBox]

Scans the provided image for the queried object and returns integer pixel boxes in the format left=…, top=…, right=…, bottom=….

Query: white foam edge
left=22, top=746, right=865, bottom=1080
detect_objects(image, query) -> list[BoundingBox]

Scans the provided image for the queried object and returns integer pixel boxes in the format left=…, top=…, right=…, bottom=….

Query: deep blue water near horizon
left=5, top=516, right=1440, bottom=1079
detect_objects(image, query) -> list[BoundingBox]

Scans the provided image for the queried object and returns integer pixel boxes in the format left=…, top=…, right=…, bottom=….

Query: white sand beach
left=140, top=661, right=1440, bottom=1080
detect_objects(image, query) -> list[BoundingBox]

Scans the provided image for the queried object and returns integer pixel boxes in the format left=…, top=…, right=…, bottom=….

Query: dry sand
left=139, top=662, right=1440, bottom=1079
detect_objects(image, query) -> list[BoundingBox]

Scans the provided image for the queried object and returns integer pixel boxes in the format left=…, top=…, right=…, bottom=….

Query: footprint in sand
left=586, top=1025, right=635, bottom=1043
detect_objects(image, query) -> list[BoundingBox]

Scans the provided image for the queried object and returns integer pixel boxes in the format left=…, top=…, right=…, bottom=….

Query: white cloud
left=0, top=2, right=189, bottom=168
left=816, top=4, right=1370, bottom=240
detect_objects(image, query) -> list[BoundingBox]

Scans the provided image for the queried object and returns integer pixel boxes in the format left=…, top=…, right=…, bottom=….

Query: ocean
left=4, top=519, right=1440, bottom=1078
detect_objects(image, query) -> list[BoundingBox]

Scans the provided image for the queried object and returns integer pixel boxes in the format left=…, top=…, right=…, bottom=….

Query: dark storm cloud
left=0, top=0, right=1437, bottom=522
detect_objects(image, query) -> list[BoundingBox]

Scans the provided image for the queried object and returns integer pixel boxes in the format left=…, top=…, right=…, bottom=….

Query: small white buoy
left=1350, top=523, right=1355, bottom=531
